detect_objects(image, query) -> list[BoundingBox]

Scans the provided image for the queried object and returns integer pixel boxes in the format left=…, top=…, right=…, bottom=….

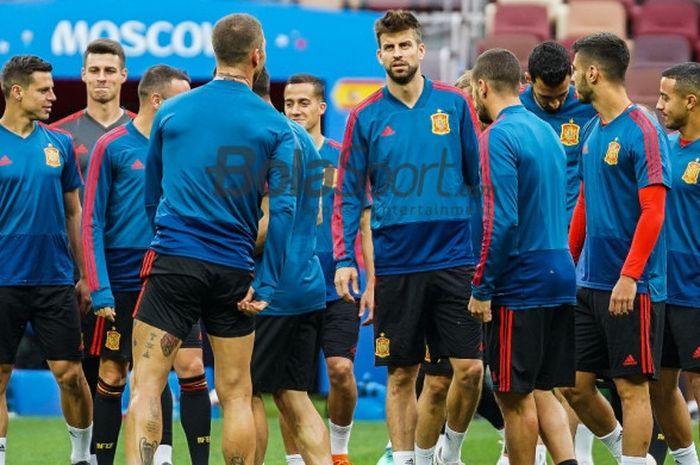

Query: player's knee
left=423, top=375, right=451, bottom=401
left=0, top=365, right=12, bottom=393
left=327, top=358, right=355, bottom=390
left=451, top=360, right=484, bottom=388
left=99, top=360, right=128, bottom=385
left=175, top=356, right=205, bottom=379
left=54, top=364, right=86, bottom=396
left=559, top=385, right=591, bottom=407
left=215, top=376, right=251, bottom=405
left=388, top=366, right=419, bottom=390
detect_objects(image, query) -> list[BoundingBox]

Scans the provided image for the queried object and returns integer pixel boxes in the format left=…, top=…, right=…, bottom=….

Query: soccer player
left=283, top=73, right=361, bottom=465
left=467, top=47, right=578, bottom=465
left=333, top=10, right=483, bottom=465
left=0, top=55, right=93, bottom=465
left=124, top=13, right=296, bottom=465
left=248, top=67, right=330, bottom=465
left=651, top=62, right=700, bottom=465
left=50, top=42, right=134, bottom=451
left=520, top=41, right=597, bottom=220
left=82, top=65, right=211, bottom=465
left=563, top=33, right=670, bottom=465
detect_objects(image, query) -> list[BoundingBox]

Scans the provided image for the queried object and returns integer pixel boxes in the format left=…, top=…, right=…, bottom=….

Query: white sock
left=596, top=422, right=623, bottom=463
left=536, top=444, right=547, bottom=465
left=329, top=420, right=353, bottom=455
left=415, top=445, right=435, bottom=465
left=442, top=424, right=466, bottom=463
left=671, top=444, right=700, bottom=465
left=436, top=434, right=446, bottom=454
left=621, top=455, right=647, bottom=465
left=393, top=450, right=415, bottom=465
left=576, top=424, right=595, bottom=464
left=154, top=444, right=172, bottom=464
left=0, top=437, right=6, bottom=465
left=286, top=453, right=306, bottom=465
left=90, top=454, right=98, bottom=465
left=67, top=423, right=92, bottom=463
left=386, top=440, right=393, bottom=449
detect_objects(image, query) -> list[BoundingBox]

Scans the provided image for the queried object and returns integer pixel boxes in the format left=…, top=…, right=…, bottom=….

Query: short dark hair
left=528, top=41, right=571, bottom=87
left=572, top=32, right=629, bottom=83
left=212, top=13, right=264, bottom=67
left=471, top=48, right=521, bottom=95
left=252, top=67, right=270, bottom=99
left=662, top=62, right=700, bottom=98
left=374, top=10, right=422, bottom=46
left=83, top=39, right=126, bottom=68
left=137, top=64, right=190, bottom=101
left=286, top=73, right=325, bottom=100
left=1, top=55, right=52, bottom=98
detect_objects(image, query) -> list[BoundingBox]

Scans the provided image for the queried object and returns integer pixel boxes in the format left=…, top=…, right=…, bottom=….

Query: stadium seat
left=477, top=33, right=540, bottom=70
left=631, top=34, right=691, bottom=67
left=557, top=0, right=627, bottom=41
left=634, top=1, right=700, bottom=57
left=298, top=0, right=345, bottom=8
left=626, top=65, right=664, bottom=115
left=492, top=4, right=551, bottom=41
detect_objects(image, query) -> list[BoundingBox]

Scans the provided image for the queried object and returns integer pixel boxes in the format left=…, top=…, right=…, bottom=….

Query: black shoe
left=72, top=462, right=90, bottom=465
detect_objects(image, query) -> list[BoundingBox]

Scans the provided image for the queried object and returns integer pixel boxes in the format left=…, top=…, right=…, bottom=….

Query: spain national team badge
left=604, top=139, right=621, bottom=166
left=323, top=166, right=337, bottom=189
left=560, top=119, right=580, bottom=146
left=682, top=159, right=700, bottom=185
left=375, top=333, right=390, bottom=358
left=105, top=328, right=121, bottom=351
left=44, top=144, right=61, bottom=168
left=424, top=346, right=431, bottom=363
left=431, top=110, right=450, bottom=135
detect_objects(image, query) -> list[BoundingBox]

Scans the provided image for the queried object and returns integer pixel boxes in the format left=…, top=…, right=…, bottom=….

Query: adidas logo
left=693, top=346, right=700, bottom=359
left=76, top=144, right=88, bottom=155
left=381, top=125, right=395, bottom=137
left=0, top=155, right=12, bottom=166
left=131, top=159, right=145, bottom=170
left=623, top=354, right=637, bottom=366
left=0, top=444, right=4, bottom=451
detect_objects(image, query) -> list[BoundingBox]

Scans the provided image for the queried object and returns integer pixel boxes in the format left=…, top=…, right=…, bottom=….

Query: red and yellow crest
left=682, top=160, right=700, bottom=185
left=44, top=145, right=60, bottom=168
left=375, top=333, right=390, bottom=358
left=604, top=139, right=621, bottom=166
left=323, top=166, right=337, bottom=189
left=560, top=119, right=580, bottom=146
left=431, top=111, right=450, bottom=135
left=105, top=329, right=121, bottom=351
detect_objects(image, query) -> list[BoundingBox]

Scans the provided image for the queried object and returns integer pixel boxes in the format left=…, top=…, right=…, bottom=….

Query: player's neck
left=489, top=95, right=521, bottom=121
left=592, top=85, right=631, bottom=125
left=309, top=126, right=324, bottom=150
left=386, top=74, right=424, bottom=108
left=680, top=116, right=700, bottom=143
left=0, top=109, right=36, bottom=137
left=215, top=66, right=252, bottom=88
left=132, top=112, right=153, bottom=140
left=86, top=98, right=124, bottom=128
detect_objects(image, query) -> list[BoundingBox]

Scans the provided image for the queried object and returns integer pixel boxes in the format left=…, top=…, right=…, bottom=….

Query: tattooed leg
left=124, top=321, right=180, bottom=465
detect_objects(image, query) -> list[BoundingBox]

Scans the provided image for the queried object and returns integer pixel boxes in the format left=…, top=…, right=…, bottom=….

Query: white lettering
left=88, top=20, right=120, bottom=41
left=120, top=21, right=147, bottom=56
left=172, top=21, right=201, bottom=57
left=51, top=20, right=88, bottom=55
left=145, top=21, right=173, bottom=57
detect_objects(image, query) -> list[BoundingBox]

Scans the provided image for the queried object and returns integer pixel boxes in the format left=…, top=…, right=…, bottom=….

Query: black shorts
left=181, top=322, right=203, bottom=349
left=252, top=311, right=323, bottom=393
left=134, top=251, right=254, bottom=341
left=486, top=304, right=575, bottom=393
left=0, top=286, right=82, bottom=363
left=575, top=287, right=664, bottom=379
left=373, top=266, right=482, bottom=366
left=661, top=304, right=700, bottom=371
left=321, top=299, right=360, bottom=361
left=421, top=352, right=454, bottom=377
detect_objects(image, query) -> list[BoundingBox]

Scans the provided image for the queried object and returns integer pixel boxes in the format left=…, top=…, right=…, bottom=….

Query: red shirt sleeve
left=568, top=182, right=586, bottom=263
left=620, top=185, right=666, bottom=280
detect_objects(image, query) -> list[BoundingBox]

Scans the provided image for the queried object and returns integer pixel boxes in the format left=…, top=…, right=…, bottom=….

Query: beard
left=663, top=112, right=686, bottom=131
left=575, top=80, right=592, bottom=104
left=386, top=63, right=419, bottom=86
left=474, top=99, right=492, bottom=125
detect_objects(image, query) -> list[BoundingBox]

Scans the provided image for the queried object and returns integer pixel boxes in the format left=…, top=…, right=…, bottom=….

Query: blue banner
left=0, top=0, right=386, bottom=139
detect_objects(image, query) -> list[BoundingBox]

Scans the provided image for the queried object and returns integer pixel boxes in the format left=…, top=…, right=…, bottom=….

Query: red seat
left=626, top=66, right=664, bottom=115
left=477, top=33, right=540, bottom=70
left=493, top=4, right=551, bottom=41
left=634, top=2, right=699, bottom=44
left=632, top=34, right=691, bottom=67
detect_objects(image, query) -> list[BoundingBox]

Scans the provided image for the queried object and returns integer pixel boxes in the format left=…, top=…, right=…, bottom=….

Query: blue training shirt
left=145, top=79, right=297, bottom=302
left=254, top=121, right=325, bottom=315
left=520, top=84, right=597, bottom=219
left=0, top=123, right=82, bottom=285
left=472, top=105, right=576, bottom=308
left=333, top=78, right=481, bottom=276
left=317, top=138, right=344, bottom=302
left=577, top=105, right=671, bottom=302
left=666, top=133, right=700, bottom=307
left=83, top=121, right=152, bottom=310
